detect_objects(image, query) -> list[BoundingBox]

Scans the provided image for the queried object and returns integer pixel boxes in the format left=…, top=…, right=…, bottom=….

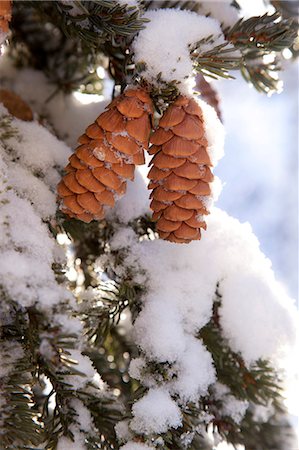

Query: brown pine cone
left=57, top=88, right=153, bottom=223
left=148, top=95, right=214, bottom=244
left=0, top=1, right=12, bottom=33
left=0, top=89, right=33, bottom=121
left=196, top=74, right=222, bottom=121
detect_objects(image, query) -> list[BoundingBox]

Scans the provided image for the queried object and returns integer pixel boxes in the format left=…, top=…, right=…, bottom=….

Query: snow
left=64, top=349, right=98, bottom=390
left=0, top=106, right=73, bottom=309
left=220, top=273, right=297, bottom=364
left=130, top=388, right=182, bottom=434
left=110, top=193, right=297, bottom=371
left=198, top=98, right=225, bottom=166
left=0, top=101, right=106, bottom=429
left=170, top=336, right=215, bottom=402
left=133, top=298, right=187, bottom=362
left=133, top=9, right=225, bottom=94
left=57, top=432, right=86, bottom=450
left=0, top=56, right=109, bottom=148
left=213, top=383, right=249, bottom=424
left=107, top=167, right=150, bottom=223
left=70, top=399, right=93, bottom=432
left=117, top=0, right=139, bottom=7
left=109, top=201, right=296, bottom=441
left=115, top=420, right=133, bottom=442
left=196, top=0, right=240, bottom=28
left=0, top=341, right=24, bottom=379
left=120, top=443, right=155, bottom=450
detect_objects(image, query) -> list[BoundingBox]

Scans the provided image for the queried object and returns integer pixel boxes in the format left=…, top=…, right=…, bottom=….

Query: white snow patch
left=133, top=9, right=225, bottom=94
left=130, top=388, right=182, bottom=434
left=120, top=442, right=155, bottom=450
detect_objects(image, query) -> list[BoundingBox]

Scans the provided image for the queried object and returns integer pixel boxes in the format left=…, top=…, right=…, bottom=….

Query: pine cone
left=0, top=89, right=33, bottom=121
left=0, top=1, right=12, bottom=33
left=57, top=88, right=153, bottom=223
left=196, top=74, right=222, bottom=121
left=148, top=95, right=214, bottom=244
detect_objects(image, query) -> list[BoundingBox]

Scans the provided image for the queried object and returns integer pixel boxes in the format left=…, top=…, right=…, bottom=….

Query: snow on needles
left=108, top=181, right=297, bottom=443
left=0, top=105, right=106, bottom=409
left=0, top=106, right=71, bottom=309
left=133, top=9, right=225, bottom=93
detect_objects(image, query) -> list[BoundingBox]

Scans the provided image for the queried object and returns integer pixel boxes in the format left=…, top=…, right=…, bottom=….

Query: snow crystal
left=7, top=164, right=57, bottom=217
left=252, top=402, right=274, bottom=423
left=64, top=349, right=99, bottom=390
left=71, top=399, right=93, bottom=432
left=133, top=298, right=187, bottom=362
left=0, top=341, right=24, bottom=378
left=120, top=442, right=155, bottom=450
left=129, top=357, right=146, bottom=381
left=213, top=383, right=249, bottom=424
left=115, top=420, right=133, bottom=442
left=130, top=388, right=182, bottom=434
left=57, top=432, right=86, bottom=450
left=133, top=9, right=225, bottom=93
left=8, top=119, right=70, bottom=176
left=117, top=0, right=139, bottom=7
left=171, top=336, right=216, bottom=402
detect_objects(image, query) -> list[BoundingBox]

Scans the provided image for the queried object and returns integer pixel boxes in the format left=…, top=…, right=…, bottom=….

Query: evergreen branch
left=0, top=303, right=43, bottom=448
left=224, top=11, right=298, bottom=92
left=199, top=294, right=284, bottom=407
left=226, top=12, right=297, bottom=53
left=30, top=0, right=146, bottom=46
left=191, top=40, right=241, bottom=80
left=240, top=55, right=282, bottom=94
left=79, top=279, right=143, bottom=346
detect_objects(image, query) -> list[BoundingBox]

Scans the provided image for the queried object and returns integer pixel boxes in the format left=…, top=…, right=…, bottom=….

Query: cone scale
left=0, top=0, right=11, bottom=33
left=57, top=88, right=153, bottom=223
left=148, top=95, right=214, bottom=244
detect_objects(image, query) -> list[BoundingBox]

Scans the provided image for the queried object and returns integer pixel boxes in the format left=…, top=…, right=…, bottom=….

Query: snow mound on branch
left=120, top=443, right=155, bottom=450
left=0, top=107, right=73, bottom=309
left=110, top=206, right=296, bottom=439
left=133, top=9, right=225, bottom=93
left=0, top=107, right=107, bottom=432
left=130, top=388, right=182, bottom=434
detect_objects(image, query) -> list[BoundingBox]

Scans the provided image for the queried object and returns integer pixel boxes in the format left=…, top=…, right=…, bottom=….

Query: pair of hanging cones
left=57, top=88, right=215, bottom=244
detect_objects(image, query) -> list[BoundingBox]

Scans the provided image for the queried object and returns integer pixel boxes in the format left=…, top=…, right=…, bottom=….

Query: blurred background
left=215, top=61, right=298, bottom=300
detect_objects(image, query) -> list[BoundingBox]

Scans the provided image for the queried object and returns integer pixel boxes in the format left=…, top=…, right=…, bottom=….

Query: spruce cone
left=0, top=1, right=12, bottom=33
left=0, top=89, right=33, bottom=121
left=148, top=95, right=214, bottom=244
left=57, top=88, right=153, bottom=223
left=196, top=74, right=222, bottom=121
